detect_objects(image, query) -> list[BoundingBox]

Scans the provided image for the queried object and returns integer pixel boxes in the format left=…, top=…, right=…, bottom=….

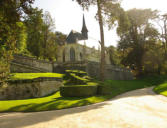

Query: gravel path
left=1, top=87, right=167, bottom=128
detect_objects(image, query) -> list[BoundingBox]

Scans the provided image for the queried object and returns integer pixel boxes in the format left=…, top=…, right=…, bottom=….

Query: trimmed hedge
left=64, top=70, right=89, bottom=85
left=97, top=85, right=112, bottom=95
left=66, top=70, right=87, bottom=77
left=60, top=85, right=98, bottom=97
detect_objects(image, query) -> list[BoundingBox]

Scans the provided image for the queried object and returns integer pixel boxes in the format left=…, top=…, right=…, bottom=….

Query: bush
left=97, top=85, right=112, bottom=95
left=60, top=85, right=98, bottom=97
left=63, top=70, right=89, bottom=85
left=66, top=70, right=87, bottom=77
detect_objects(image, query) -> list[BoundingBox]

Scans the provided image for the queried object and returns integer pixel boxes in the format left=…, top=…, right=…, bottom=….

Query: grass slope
left=0, top=75, right=153, bottom=112
left=154, top=82, right=167, bottom=96
left=10, top=73, right=64, bottom=80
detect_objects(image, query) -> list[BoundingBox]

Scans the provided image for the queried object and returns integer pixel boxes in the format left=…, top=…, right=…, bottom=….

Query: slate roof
left=66, top=30, right=85, bottom=44
left=66, top=14, right=88, bottom=44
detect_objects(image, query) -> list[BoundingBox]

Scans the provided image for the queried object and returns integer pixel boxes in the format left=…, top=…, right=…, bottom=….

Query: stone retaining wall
left=86, top=61, right=133, bottom=80
left=11, top=54, right=53, bottom=73
left=0, top=77, right=63, bottom=100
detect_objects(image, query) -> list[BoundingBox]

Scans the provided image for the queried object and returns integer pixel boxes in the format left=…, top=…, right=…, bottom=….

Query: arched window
left=70, top=47, right=75, bottom=61
left=63, top=49, right=65, bottom=62
left=80, top=53, right=83, bottom=60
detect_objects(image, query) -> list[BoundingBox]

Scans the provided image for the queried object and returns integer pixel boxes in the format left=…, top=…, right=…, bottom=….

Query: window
left=63, top=49, right=65, bottom=62
left=80, top=53, right=83, bottom=60
left=70, top=47, right=75, bottom=61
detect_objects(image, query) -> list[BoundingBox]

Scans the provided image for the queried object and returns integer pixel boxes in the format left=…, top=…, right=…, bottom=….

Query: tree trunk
left=97, top=0, right=105, bottom=81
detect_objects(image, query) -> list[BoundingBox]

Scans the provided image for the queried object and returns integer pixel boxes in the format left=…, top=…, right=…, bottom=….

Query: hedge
left=63, top=71, right=89, bottom=85
left=60, top=85, right=98, bottom=97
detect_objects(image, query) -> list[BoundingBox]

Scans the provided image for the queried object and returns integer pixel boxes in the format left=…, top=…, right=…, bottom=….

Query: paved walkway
left=1, top=87, right=167, bottom=128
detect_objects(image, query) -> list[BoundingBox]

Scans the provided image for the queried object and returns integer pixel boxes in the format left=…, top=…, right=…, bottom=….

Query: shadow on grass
left=0, top=100, right=108, bottom=128
left=1, top=75, right=167, bottom=128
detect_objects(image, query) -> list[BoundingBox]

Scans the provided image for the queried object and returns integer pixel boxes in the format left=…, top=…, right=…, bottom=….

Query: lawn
left=9, top=73, right=64, bottom=80
left=0, top=75, right=154, bottom=112
left=154, top=82, right=167, bottom=96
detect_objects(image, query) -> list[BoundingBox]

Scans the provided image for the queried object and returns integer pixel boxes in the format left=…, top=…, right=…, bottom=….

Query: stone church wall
left=57, top=43, right=103, bottom=63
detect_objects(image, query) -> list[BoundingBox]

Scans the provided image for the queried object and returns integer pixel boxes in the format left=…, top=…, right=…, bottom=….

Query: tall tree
left=15, top=22, right=28, bottom=54
left=24, top=8, right=44, bottom=58
left=0, top=0, right=34, bottom=82
left=73, top=0, right=120, bottom=81
left=115, top=9, right=159, bottom=75
left=156, top=14, right=167, bottom=56
left=42, top=11, right=55, bottom=59
left=106, top=45, right=120, bottom=66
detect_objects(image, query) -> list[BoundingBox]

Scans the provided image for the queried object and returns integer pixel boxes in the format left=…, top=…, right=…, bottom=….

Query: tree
left=116, top=9, right=159, bottom=75
left=24, top=8, right=44, bottom=58
left=42, top=11, right=55, bottom=59
left=106, top=45, right=120, bottom=66
left=55, top=31, right=67, bottom=45
left=155, top=14, right=167, bottom=57
left=45, top=32, right=58, bottom=61
left=0, top=0, right=34, bottom=82
left=73, top=0, right=120, bottom=81
left=15, top=22, right=28, bottom=54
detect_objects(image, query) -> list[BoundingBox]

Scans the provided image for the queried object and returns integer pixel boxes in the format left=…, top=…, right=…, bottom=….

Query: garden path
left=1, top=87, right=167, bottom=128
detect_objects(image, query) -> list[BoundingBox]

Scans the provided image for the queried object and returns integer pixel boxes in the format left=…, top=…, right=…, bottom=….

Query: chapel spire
left=81, top=14, right=88, bottom=40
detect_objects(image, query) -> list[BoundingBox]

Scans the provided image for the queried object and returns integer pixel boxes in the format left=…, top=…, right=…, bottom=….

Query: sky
left=33, top=0, right=167, bottom=48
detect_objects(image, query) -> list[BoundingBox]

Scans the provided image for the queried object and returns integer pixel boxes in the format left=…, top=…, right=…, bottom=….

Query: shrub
left=64, top=70, right=89, bottom=85
left=97, top=85, right=112, bottom=95
left=60, top=85, right=98, bottom=97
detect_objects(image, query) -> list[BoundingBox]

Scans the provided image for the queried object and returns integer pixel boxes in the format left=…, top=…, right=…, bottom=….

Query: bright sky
left=33, top=0, right=167, bottom=48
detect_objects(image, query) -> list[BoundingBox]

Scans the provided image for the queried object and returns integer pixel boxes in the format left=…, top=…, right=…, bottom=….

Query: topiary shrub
left=60, top=85, right=98, bottom=97
left=63, top=70, right=89, bottom=85
left=97, top=85, right=112, bottom=95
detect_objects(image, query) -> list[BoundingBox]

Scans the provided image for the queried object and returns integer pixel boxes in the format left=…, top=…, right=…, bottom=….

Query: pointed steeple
left=81, top=14, right=88, bottom=40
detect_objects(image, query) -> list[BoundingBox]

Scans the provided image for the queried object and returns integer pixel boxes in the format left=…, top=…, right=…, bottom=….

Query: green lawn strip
left=9, top=73, right=64, bottom=80
left=0, top=79, right=153, bottom=112
left=154, top=82, right=167, bottom=96
left=0, top=91, right=109, bottom=112
left=103, top=79, right=153, bottom=95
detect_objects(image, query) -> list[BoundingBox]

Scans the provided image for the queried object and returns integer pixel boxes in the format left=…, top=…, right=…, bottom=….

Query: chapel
left=57, top=15, right=111, bottom=64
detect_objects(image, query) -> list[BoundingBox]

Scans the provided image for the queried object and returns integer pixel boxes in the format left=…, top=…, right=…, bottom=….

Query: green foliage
left=0, top=0, right=34, bottom=82
left=60, top=85, right=98, bottom=97
left=116, top=9, right=160, bottom=75
left=106, top=45, right=121, bottom=66
left=55, top=31, right=67, bottom=45
left=24, top=9, right=63, bottom=61
left=24, top=8, right=44, bottom=58
left=15, top=22, right=28, bottom=54
left=154, top=82, right=167, bottom=96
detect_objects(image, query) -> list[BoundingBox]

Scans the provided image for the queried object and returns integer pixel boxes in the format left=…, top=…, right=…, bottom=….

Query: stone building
left=57, top=15, right=111, bottom=64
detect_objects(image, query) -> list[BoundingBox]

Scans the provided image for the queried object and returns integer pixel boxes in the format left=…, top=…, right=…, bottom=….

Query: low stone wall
left=11, top=54, right=53, bottom=73
left=86, top=61, right=134, bottom=80
left=10, top=62, right=47, bottom=73
left=0, top=77, right=63, bottom=100
left=53, top=61, right=134, bottom=80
